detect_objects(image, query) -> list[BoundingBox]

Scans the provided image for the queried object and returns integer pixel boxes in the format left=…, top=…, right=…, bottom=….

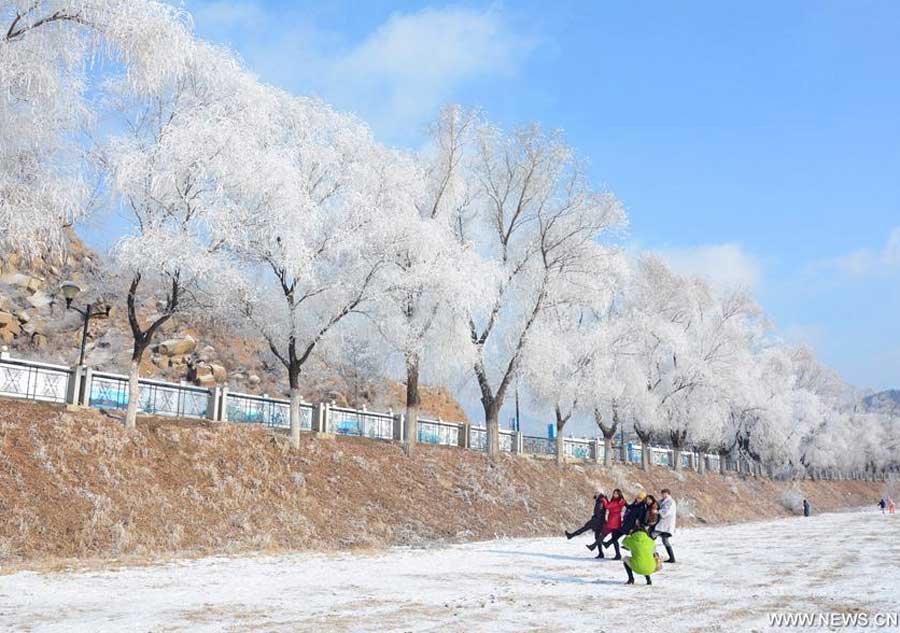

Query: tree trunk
left=404, top=353, right=420, bottom=457
left=288, top=366, right=301, bottom=450
left=719, top=450, right=727, bottom=475
left=124, top=271, right=174, bottom=431
left=593, top=408, right=617, bottom=468
left=673, top=447, right=682, bottom=472
left=697, top=452, right=706, bottom=475
left=484, top=400, right=500, bottom=458
left=603, top=436, right=613, bottom=466
left=554, top=406, right=569, bottom=467
left=641, top=439, right=651, bottom=470
left=124, top=359, right=141, bottom=430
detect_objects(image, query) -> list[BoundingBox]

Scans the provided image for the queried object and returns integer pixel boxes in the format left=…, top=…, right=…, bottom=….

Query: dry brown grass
left=0, top=397, right=885, bottom=568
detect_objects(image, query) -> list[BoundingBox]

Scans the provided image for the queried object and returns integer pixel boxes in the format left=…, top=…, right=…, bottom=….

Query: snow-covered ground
left=2, top=510, right=898, bottom=632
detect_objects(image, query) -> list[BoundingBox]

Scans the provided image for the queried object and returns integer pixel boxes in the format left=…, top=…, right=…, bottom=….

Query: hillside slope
left=0, top=399, right=888, bottom=567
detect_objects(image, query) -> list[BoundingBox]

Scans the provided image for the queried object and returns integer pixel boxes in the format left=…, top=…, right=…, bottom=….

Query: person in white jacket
left=653, top=488, right=677, bottom=563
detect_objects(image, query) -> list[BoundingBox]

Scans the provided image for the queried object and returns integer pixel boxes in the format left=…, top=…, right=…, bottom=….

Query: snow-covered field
left=2, top=510, right=898, bottom=632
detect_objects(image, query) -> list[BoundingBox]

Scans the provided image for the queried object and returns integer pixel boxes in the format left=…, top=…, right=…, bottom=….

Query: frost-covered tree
left=0, top=0, right=193, bottom=257
left=219, top=95, right=418, bottom=449
left=521, top=309, right=593, bottom=466
left=99, top=43, right=262, bottom=429
left=376, top=106, right=492, bottom=455
left=463, top=123, right=626, bottom=457
left=520, top=251, right=625, bottom=465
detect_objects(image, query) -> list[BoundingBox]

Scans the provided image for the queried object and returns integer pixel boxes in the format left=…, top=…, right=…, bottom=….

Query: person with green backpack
left=621, top=528, right=659, bottom=585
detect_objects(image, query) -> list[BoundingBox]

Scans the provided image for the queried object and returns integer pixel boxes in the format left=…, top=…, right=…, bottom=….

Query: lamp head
left=60, top=281, right=81, bottom=308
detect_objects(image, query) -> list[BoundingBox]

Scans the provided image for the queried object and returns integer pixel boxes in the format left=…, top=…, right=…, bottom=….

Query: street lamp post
left=515, top=374, right=521, bottom=433
left=61, top=281, right=110, bottom=367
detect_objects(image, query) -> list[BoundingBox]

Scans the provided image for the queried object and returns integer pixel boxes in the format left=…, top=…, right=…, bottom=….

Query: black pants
left=602, top=532, right=622, bottom=558
left=652, top=531, right=675, bottom=562
left=587, top=528, right=604, bottom=552
left=569, top=520, right=596, bottom=538
left=623, top=561, right=651, bottom=585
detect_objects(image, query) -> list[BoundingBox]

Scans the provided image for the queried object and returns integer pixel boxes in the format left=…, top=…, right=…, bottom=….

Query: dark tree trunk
left=124, top=272, right=176, bottom=430
left=634, top=425, right=652, bottom=471
left=593, top=408, right=618, bottom=467
left=404, top=352, right=420, bottom=457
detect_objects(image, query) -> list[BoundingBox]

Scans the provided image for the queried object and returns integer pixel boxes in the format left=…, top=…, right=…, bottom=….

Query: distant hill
left=862, top=390, right=900, bottom=413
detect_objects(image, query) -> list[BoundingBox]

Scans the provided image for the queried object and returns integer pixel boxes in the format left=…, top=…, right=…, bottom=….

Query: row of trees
left=2, top=1, right=897, bottom=475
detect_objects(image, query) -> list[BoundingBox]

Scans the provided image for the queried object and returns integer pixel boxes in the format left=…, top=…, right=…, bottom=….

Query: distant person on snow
left=598, top=489, right=627, bottom=559
left=803, top=499, right=810, bottom=517
left=565, top=492, right=608, bottom=558
left=878, top=498, right=886, bottom=514
left=888, top=497, right=896, bottom=515
left=603, top=491, right=647, bottom=558
left=621, top=528, right=658, bottom=586
left=652, top=489, right=677, bottom=563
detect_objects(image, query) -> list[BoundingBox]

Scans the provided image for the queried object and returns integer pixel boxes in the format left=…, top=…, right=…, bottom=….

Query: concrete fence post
left=219, top=386, right=229, bottom=422
left=312, top=402, right=328, bottom=433
left=592, top=439, right=602, bottom=464
left=80, top=367, right=93, bottom=407
left=207, top=386, right=220, bottom=421
left=66, top=365, right=83, bottom=405
left=459, top=423, right=470, bottom=449
left=392, top=413, right=404, bottom=442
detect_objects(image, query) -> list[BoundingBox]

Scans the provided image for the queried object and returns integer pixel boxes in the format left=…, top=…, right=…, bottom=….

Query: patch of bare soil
left=0, top=398, right=885, bottom=568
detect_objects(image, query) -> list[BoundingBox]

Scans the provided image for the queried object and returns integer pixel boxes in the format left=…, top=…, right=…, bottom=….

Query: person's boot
left=595, top=549, right=605, bottom=559
left=586, top=542, right=596, bottom=551
left=612, top=541, right=622, bottom=560
left=624, top=562, right=634, bottom=584
left=565, top=531, right=573, bottom=540
left=665, top=545, right=676, bottom=563
left=645, top=576, right=652, bottom=586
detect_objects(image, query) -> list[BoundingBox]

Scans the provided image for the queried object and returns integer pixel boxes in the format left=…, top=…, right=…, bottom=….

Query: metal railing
left=5, top=352, right=889, bottom=480
left=564, top=438, right=593, bottom=461
left=627, top=444, right=643, bottom=465
left=650, top=447, right=673, bottom=467
left=225, top=390, right=312, bottom=430
left=0, top=356, right=72, bottom=404
left=468, top=426, right=514, bottom=452
left=417, top=417, right=461, bottom=447
left=523, top=435, right=555, bottom=456
left=329, top=406, right=394, bottom=440
left=87, top=371, right=210, bottom=419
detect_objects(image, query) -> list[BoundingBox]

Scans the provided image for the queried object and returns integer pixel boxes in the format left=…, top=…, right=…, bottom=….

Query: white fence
left=87, top=370, right=211, bottom=419
left=1, top=352, right=892, bottom=480
left=0, top=356, right=72, bottom=404
left=417, top=417, right=462, bottom=447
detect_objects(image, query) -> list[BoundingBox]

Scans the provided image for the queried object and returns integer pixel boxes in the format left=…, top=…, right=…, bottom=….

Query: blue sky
left=172, top=1, right=899, bottom=428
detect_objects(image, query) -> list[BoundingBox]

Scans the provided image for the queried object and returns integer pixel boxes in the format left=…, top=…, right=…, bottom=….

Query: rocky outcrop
left=1, top=234, right=470, bottom=419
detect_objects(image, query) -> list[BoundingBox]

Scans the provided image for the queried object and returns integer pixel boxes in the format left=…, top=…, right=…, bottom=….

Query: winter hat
left=636, top=491, right=647, bottom=501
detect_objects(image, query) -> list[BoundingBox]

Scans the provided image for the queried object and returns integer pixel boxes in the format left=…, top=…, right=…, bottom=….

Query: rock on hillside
left=0, top=236, right=469, bottom=420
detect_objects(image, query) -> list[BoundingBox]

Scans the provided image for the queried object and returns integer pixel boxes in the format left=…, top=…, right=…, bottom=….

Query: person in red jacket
left=594, top=488, right=626, bottom=559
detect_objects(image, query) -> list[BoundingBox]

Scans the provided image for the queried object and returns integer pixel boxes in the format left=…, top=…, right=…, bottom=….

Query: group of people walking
left=878, top=496, right=896, bottom=514
left=565, top=488, right=677, bottom=585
